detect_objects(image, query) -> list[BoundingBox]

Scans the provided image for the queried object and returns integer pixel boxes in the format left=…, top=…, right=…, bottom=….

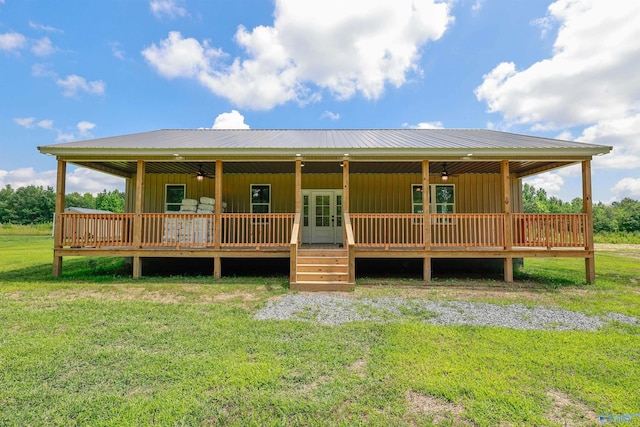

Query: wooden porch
left=53, top=210, right=592, bottom=289
left=50, top=155, right=596, bottom=290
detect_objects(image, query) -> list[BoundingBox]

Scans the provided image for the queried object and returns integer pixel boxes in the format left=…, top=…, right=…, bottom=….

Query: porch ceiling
left=72, top=159, right=576, bottom=178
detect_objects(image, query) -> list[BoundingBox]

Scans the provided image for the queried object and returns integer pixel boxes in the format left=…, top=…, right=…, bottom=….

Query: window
left=303, top=195, right=309, bottom=226
left=250, top=184, right=271, bottom=213
left=411, top=184, right=455, bottom=214
left=165, top=184, right=185, bottom=212
left=412, top=184, right=424, bottom=214
left=336, top=194, right=342, bottom=227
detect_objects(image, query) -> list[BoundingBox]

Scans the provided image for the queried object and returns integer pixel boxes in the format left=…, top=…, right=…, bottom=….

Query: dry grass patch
left=406, top=390, right=471, bottom=426
left=545, top=390, right=599, bottom=426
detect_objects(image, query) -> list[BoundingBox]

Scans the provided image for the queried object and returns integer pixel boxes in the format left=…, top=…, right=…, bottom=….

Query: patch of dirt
left=210, top=292, right=258, bottom=302
left=299, top=375, right=330, bottom=393
left=406, top=390, right=472, bottom=426
left=546, top=390, right=598, bottom=427
left=349, top=358, right=367, bottom=378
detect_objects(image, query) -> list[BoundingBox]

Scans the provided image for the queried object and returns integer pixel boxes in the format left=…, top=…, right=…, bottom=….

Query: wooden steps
left=291, top=248, right=354, bottom=291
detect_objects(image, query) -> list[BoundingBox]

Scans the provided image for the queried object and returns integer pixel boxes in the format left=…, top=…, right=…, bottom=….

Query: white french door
left=302, top=190, right=343, bottom=244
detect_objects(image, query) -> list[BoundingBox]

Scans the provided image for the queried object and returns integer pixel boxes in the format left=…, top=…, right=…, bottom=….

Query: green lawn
left=1, top=236, right=639, bottom=426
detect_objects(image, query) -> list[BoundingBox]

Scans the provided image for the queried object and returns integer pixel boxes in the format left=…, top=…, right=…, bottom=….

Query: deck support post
left=582, top=160, right=595, bottom=284
left=53, top=159, right=66, bottom=277
left=501, top=160, right=514, bottom=283
left=422, top=160, right=431, bottom=282
left=133, top=160, right=145, bottom=253
left=132, top=255, right=142, bottom=279
left=214, top=160, right=223, bottom=278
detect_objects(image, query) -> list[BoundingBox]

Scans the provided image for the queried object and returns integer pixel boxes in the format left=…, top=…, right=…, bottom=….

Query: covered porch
left=50, top=156, right=596, bottom=289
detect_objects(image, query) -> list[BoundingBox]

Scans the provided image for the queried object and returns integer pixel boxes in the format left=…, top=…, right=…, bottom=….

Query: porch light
left=196, top=173, right=205, bottom=182
left=441, top=163, right=449, bottom=182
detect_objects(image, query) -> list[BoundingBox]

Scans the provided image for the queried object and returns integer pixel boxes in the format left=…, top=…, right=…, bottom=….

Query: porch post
left=295, top=159, right=302, bottom=213
left=582, top=160, right=595, bottom=284
left=501, top=160, right=514, bottom=283
left=214, top=160, right=223, bottom=279
left=132, top=160, right=145, bottom=278
left=422, top=160, right=431, bottom=282
left=52, top=159, right=66, bottom=277
left=342, top=159, right=349, bottom=214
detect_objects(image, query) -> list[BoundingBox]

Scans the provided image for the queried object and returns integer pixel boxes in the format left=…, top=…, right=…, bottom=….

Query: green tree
left=65, top=192, right=96, bottom=209
left=95, top=189, right=125, bottom=213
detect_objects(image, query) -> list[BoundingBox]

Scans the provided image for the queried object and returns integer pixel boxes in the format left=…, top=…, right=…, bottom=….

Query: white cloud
left=321, top=111, right=340, bottom=121
left=31, top=37, right=56, bottom=56
left=143, top=0, right=452, bottom=110
left=31, top=63, right=57, bottom=78
left=150, top=0, right=188, bottom=19
left=524, top=172, right=565, bottom=194
left=0, top=167, right=124, bottom=195
left=76, top=121, right=96, bottom=136
left=29, top=21, right=63, bottom=33
left=55, top=131, right=75, bottom=143
left=475, top=0, right=640, bottom=129
left=56, top=74, right=106, bottom=97
left=472, top=0, right=486, bottom=13
left=14, top=117, right=35, bottom=128
left=37, top=119, right=54, bottom=129
left=611, top=177, right=640, bottom=199
left=110, top=41, right=126, bottom=60
left=0, top=32, right=27, bottom=52
left=577, top=113, right=640, bottom=170
left=415, top=121, right=444, bottom=129
left=211, top=110, right=250, bottom=129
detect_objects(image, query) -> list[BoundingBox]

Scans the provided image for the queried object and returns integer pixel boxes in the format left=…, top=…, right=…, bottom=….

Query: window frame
left=411, top=183, right=456, bottom=217
left=250, top=184, right=271, bottom=214
left=165, top=183, right=186, bottom=212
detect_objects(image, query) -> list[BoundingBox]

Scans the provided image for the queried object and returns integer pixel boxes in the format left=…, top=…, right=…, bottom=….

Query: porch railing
left=431, top=213, right=505, bottom=248
left=58, top=213, right=134, bottom=247
left=512, top=213, right=587, bottom=248
left=56, top=212, right=587, bottom=250
left=221, top=213, right=295, bottom=247
left=350, top=213, right=424, bottom=248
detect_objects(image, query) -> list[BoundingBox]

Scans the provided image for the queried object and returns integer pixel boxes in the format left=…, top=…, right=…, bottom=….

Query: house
left=38, top=129, right=611, bottom=291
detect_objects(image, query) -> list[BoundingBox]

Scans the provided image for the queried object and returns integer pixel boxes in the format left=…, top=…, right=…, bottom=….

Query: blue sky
left=1, top=0, right=639, bottom=203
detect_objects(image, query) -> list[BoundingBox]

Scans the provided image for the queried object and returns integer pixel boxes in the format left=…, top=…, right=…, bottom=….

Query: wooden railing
left=343, top=213, right=356, bottom=283
left=56, top=212, right=588, bottom=251
left=431, top=213, right=505, bottom=248
left=350, top=213, right=424, bottom=248
left=58, top=213, right=134, bottom=247
left=290, top=213, right=301, bottom=283
left=141, top=213, right=215, bottom=247
left=221, top=213, right=295, bottom=247
left=512, top=213, right=587, bottom=248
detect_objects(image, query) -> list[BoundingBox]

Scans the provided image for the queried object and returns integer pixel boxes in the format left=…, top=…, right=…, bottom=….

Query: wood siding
left=126, top=172, right=524, bottom=214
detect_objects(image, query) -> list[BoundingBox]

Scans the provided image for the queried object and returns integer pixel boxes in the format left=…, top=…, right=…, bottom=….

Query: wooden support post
left=501, top=160, right=513, bottom=283
left=423, top=257, right=431, bottom=283
left=132, top=255, right=142, bottom=279
left=342, top=159, right=349, bottom=214
left=295, top=159, right=302, bottom=214
left=504, top=257, right=514, bottom=283
left=582, top=160, right=595, bottom=284
left=133, top=160, right=145, bottom=250
left=53, top=160, right=66, bottom=277
left=214, top=256, right=221, bottom=279
left=422, top=160, right=431, bottom=283
left=214, top=160, right=223, bottom=251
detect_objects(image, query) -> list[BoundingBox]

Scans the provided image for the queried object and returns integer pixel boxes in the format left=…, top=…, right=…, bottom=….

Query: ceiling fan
left=192, top=163, right=214, bottom=181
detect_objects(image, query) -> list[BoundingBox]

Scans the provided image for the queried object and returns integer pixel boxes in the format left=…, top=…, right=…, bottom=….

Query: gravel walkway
left=254, top=294, right=640, bottom=331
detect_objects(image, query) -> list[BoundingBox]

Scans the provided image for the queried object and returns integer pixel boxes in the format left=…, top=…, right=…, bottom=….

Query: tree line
left=523, top=183, right=640, bottom=233
left=1, top=183, right=639, bottom=234
left=0, top=185, right=125, bottom=225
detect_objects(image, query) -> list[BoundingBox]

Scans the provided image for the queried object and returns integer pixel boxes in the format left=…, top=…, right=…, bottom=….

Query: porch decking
left=53, top=211, right=592, bottom=289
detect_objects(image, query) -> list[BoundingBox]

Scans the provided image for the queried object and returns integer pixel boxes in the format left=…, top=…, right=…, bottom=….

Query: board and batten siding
left=126, top=172, right=523, bottom=214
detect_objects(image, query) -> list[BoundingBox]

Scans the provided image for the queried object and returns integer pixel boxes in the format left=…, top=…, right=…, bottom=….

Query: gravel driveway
left=255, top=294, right=640, bottom=331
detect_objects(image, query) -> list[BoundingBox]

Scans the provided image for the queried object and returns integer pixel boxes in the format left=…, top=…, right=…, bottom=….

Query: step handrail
left=343, top=213, right=355, bottom=283
left=290, top=212, right=302, bottom=283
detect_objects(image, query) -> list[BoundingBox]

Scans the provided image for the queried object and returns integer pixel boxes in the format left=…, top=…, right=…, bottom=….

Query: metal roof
left=39, top=128, right=610, bottom=152
left=38, top=129, right=611, bottom=179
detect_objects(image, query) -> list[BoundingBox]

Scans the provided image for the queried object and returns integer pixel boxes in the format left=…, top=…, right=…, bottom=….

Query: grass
left=1, top=236, right=639, bottom=426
